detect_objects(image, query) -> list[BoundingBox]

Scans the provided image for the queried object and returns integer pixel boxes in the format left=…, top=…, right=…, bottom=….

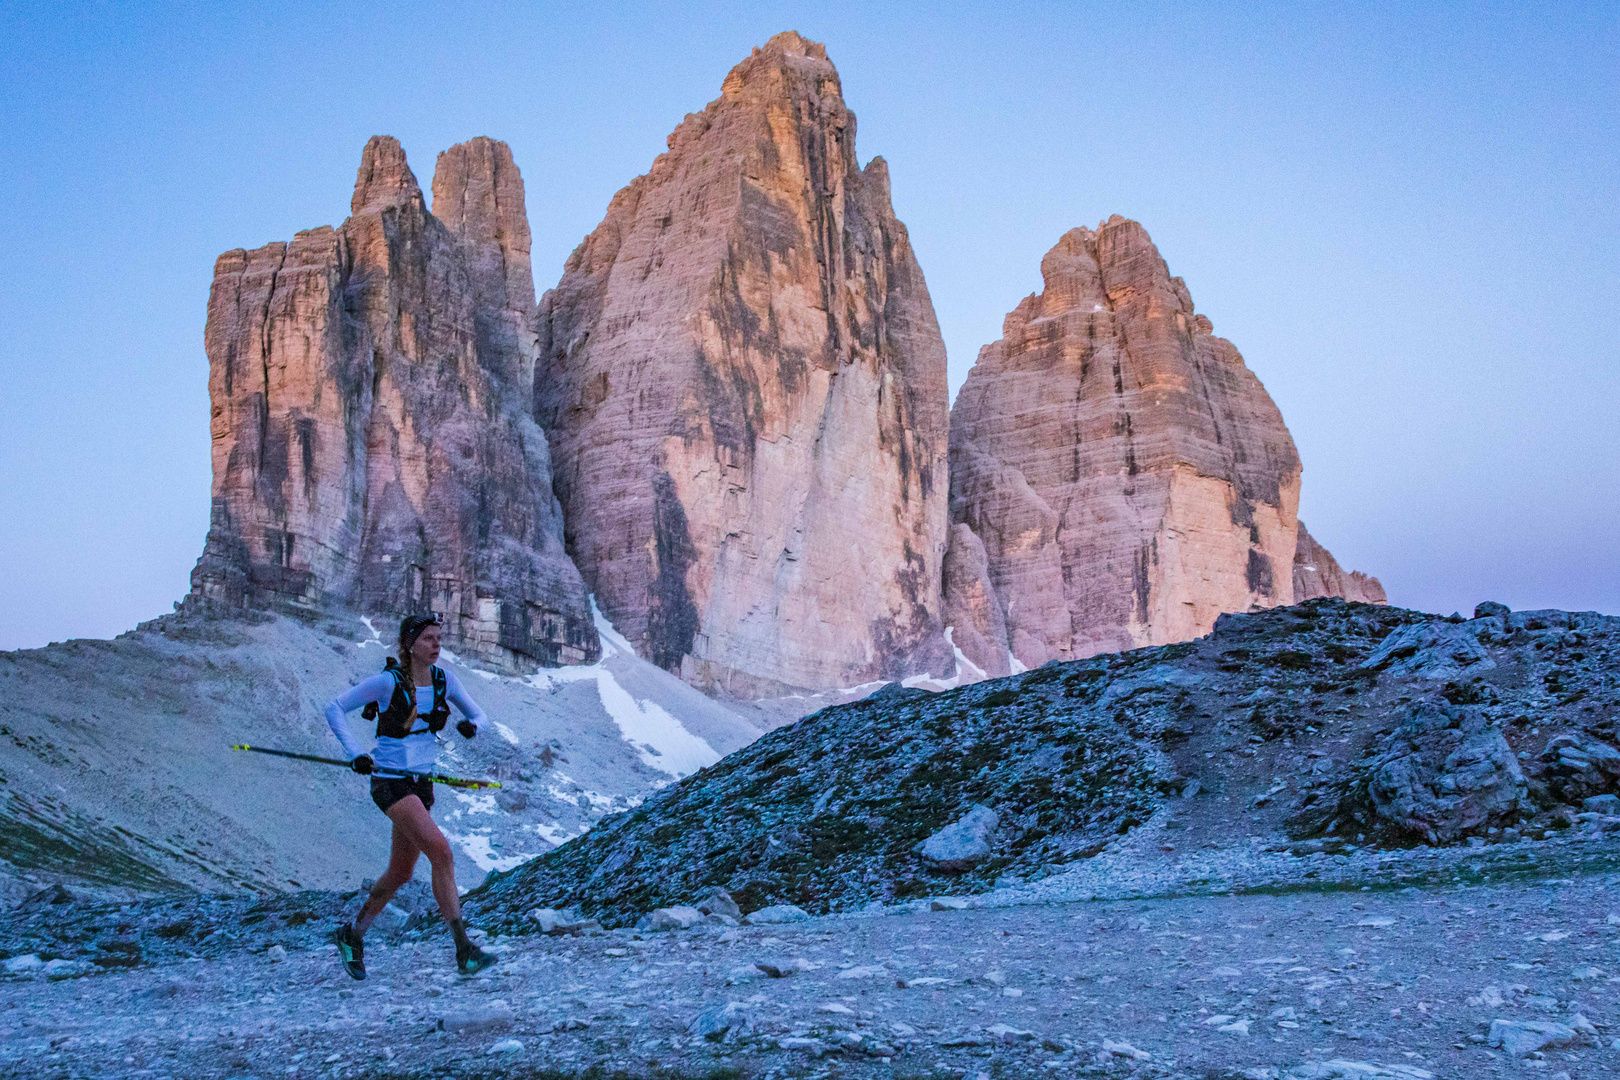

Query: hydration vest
left=361, top=656, right=449, bottom=740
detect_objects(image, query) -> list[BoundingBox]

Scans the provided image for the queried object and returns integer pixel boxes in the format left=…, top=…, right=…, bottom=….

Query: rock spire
left=1294, top=521, right=1387, bottom=606
left=537, top=31, right=952, bottom=695
left=948, top=219, right=1318, bottom=671
left=190, top=136, right=598, bottom=670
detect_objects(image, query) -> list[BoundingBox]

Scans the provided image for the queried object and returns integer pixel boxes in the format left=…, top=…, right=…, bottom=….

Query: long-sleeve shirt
left=324, top=667, right=485, bottom=774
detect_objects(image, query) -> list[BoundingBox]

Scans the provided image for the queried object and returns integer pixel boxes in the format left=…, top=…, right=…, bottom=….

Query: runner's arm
left=323, top=674, right=394, bottom=759
left=443, top=669, right=487, bottom=733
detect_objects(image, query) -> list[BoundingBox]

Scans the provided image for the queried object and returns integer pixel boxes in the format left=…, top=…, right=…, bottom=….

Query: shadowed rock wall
left=190, top=136, right=598, bottom=671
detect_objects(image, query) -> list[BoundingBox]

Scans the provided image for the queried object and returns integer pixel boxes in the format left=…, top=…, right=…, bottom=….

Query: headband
left=399, top=613, right=442, bottom=650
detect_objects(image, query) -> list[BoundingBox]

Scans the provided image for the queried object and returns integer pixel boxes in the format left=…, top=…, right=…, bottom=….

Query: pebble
left=1100, top=1038, right=1150, bottom=1060
left=687, top=1001, right=750, bottom=1041
left=266, top=944, right=287, bottom=963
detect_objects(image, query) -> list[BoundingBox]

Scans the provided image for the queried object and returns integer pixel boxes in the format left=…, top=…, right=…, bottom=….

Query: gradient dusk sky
left=2, top=1, right=1615, bottom=651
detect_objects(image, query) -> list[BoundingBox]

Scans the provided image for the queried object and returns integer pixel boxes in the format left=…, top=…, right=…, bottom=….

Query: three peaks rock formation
left=189, top=32, right=1382, bottom=691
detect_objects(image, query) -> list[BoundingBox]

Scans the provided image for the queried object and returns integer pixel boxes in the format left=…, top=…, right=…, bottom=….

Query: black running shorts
left=370, top=775, right=434, bottom=814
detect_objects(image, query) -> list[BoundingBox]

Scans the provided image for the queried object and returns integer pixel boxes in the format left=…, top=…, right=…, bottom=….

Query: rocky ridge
left=1294, top=521, right=1387, bottom=606
left=537, top=31, right=953, bottom=696
left=190, top=135, right=597, bottom=672
left=467, top=599, right=1620, bottom=928
left=946, top=220, right=1380, bottom=678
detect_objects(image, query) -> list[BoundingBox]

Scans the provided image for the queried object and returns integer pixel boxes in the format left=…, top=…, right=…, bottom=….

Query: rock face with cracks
left=536, top=31, right=952, bottom=696
left=946, top=220, right=1375, bottom=674
left=190, top=135, right=597, bottom=671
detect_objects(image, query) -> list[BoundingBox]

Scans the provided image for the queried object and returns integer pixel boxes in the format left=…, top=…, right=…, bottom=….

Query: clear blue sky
left=2, top=1, right=1615, bottom=651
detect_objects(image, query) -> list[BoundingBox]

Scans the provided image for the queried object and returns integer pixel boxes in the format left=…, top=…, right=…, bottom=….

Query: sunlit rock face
left=537, top=32, right=952, bottom=696
left=191, top=136, right=598, bottom=671
left=1294, top=520, right=1387, bottom=606
left=947, top=218, right=1306, bottom=671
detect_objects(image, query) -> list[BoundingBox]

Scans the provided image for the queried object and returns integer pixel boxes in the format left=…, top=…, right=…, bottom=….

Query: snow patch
left=900, top=627, right=987, bottom=693
left=535, top=822, right=584, bottom=848
left=1008, top=651, right=1028, bottom=675
left=527, top=600, right=720, bottom=778
left=357, top=617, right=384, bottom=648
left=453, top=792, right=500, bottom=816
left=441, top=829, right=531, bottom=874
left=547, top=775, right=619, bottom=813
left=590, top=599, right=639, bottom=657
left=492, top=721, right=520, bottom=745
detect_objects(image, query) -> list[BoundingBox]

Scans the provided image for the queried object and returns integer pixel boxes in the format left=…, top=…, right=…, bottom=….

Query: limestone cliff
left=1294, top=521, right=1387, bottom=606
left=190, top=136, right=598, bottom=670
left=537, top=32, right=952, bottom=695
left=947, top=219, right=1305, bottom=670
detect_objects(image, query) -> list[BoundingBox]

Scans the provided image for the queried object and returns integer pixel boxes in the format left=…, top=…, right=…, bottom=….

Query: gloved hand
left=457, top=719, right=477, bottom=740
left=351, top=754, right=375, bottom=775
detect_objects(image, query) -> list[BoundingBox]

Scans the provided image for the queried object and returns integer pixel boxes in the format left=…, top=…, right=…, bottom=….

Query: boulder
left=647, top=905, right=702, bottom=931
left=1362, top=622, right=1496, bottom=680
left=915, top=805, right=999, bottom=868
left=1487, top=1018, right=1579, bottom=1055
left=696, top=889, right=741, bottom=920
left=1300, top=704, right=1527, bottom=844
left=2, top=954, right=42, bottom=976
left=743, top=904, right=811, bottom=925
left=1540, top=733, right=1620, bottom=801
left=687, top=1001, right=752, bottom=1041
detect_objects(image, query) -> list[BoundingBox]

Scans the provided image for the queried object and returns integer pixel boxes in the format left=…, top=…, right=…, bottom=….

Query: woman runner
left=324, top=613, right=497, bottom=979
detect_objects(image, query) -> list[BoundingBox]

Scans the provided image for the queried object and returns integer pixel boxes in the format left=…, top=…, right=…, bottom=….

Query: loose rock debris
left=3, top=868, right=1616, bottom=1079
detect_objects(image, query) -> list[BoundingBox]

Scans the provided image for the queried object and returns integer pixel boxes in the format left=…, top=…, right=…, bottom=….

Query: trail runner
left=323, top=613, right=497, bottom=980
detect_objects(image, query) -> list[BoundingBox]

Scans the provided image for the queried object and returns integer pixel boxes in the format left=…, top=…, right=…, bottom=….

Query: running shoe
left=456, top=942, right=498, bottom=976
left=334, top=923, right=366, bottom=981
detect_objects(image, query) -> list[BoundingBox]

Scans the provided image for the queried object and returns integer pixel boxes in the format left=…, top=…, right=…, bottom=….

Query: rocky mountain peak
left=537, top=34, right=951, bottom=695
left=946, top=218, right=1307, bottom=672
left=349, top=135, right=422, bottom=216
left=192, top=136, right=596, bottom=671
left=431, top=137, right=538, bottom=389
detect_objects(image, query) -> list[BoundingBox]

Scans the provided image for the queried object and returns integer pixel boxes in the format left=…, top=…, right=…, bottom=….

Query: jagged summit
left=945, top=218, right=1379, bottom=676
left=537, top=33, right=952, bottom=696
left=349, top=135, right=422, bottom=215
left=191, top=136, right=597, bottom=672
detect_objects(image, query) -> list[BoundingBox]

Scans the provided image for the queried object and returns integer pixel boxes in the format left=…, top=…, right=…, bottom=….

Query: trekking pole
left=229, top=745, right=502, bottom=789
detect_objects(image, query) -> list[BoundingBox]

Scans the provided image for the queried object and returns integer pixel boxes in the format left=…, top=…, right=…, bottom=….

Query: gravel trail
left=5, top=868, right=1616, bottom=1079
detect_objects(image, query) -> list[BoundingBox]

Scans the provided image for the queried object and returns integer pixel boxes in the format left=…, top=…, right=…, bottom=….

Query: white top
left=323, top=667, right=485, bottom=774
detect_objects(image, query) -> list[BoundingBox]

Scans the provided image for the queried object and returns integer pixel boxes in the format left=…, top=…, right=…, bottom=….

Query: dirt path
left=4, top=871, right=1616, bottom=1079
